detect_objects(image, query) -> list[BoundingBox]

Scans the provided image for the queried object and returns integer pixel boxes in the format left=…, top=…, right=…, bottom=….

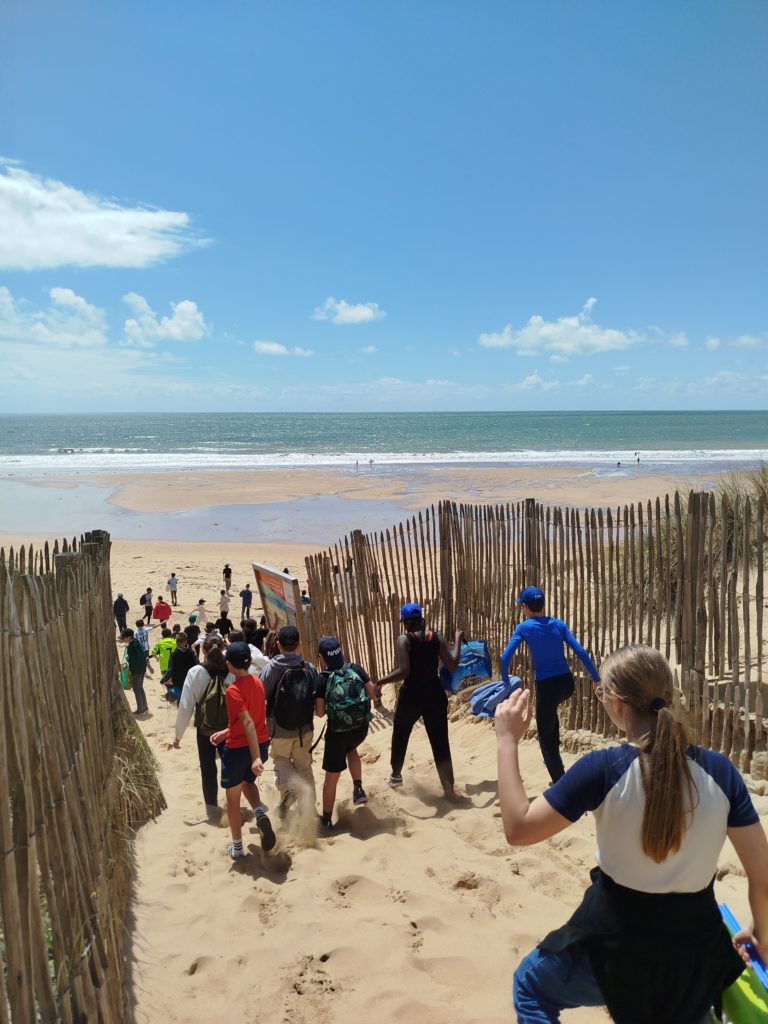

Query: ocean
left=0, top=411, right=766, bottom=473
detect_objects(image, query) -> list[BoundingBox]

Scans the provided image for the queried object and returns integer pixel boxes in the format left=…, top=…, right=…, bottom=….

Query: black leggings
left=535, top=672, right=575, bottom=783
left=391, top=685, right=454, bottom=789
left=196, top=729, right=226, bottom=807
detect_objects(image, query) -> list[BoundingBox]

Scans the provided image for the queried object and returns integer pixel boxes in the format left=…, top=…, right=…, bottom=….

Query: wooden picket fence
left=0, top=530, right=165, bottom=1023
left=305, top=492, right=767, bottom=778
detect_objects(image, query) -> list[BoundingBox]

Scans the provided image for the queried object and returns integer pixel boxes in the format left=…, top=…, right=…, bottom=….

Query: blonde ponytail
left=601, top=645, right=697, bottom=863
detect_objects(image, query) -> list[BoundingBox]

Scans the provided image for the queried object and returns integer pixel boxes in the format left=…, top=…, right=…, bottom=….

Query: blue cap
left=400, top=602, right=423, bottom=621
left=517, top=586, right=544, bottom=605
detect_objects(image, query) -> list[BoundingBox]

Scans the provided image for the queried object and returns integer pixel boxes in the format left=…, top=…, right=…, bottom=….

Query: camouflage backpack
left=325, top=664, right=371, bottom=733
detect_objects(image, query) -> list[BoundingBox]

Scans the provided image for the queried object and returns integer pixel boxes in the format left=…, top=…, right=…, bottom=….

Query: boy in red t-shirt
left=209, top=641, right=276, bottom=859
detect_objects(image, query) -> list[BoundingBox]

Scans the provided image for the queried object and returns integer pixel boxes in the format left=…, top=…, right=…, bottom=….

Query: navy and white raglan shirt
left=500, top=616, right=600, bottom=685
left=544, top=743, right=759, bottom=893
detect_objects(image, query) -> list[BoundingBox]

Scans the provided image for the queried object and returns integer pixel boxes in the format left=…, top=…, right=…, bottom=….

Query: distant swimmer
left=369, top=459, right=374, bottom=469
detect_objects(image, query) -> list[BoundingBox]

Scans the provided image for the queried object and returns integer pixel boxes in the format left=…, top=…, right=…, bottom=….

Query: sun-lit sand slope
left=127, top=675, right=763, bottom=1024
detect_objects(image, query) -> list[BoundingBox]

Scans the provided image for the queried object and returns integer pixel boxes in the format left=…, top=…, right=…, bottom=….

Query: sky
left=1, top=0, right=767, bottom=413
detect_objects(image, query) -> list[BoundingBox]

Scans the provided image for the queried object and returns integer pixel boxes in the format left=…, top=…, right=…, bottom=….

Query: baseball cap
left=400, top=602, right=423, bottom=621
left=517, top=586, right=545, bottom=605
left=278, top=625, right=300, bottom=647
left=317, top=635, right=344, bottom=670
left=225, top=640, right=251, bottom=669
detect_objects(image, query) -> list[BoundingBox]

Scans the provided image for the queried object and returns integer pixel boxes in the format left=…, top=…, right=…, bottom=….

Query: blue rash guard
left=500, top=616, right=600, bottom=684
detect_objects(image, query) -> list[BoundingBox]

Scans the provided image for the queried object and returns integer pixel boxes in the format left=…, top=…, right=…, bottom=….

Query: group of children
left=168, top=624, right=376, bottom=855
left=120, top=576, right=767, bottom=1023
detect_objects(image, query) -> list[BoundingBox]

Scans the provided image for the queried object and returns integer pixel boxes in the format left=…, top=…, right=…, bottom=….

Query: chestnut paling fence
left=304, top=492, right=767, bottom=779
left=0, top=531, right=164, bottom=1023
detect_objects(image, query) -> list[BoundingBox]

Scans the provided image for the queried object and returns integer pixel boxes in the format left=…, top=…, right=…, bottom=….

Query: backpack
left=325, top=664, right=371, bottom=732
left=194, top=674, right=228, bottom=736
left=268, top=662, right=315, bottom=738
left=140, top=593, right=148, bottom=606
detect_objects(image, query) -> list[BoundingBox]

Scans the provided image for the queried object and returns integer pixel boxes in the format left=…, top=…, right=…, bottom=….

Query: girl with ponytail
left=495, top=644, right=768, bottom=1024
left=169, top=634, right=231, bottom=813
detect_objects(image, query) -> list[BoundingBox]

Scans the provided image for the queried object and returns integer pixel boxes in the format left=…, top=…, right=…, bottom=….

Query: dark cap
left=517, top=586, right=545, bottom=605
left=318, top=635, right=344, bottom=670
left=400, top=602, right=423, bottom=621
left=120, top=628, right=134, bottom=638
left=278, top=625, right=300, bottom=647
left=225, top=640, right=251, bottom=669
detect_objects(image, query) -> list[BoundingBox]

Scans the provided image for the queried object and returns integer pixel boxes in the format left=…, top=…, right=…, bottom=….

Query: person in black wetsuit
left=376, top=602, right=463, bottom=794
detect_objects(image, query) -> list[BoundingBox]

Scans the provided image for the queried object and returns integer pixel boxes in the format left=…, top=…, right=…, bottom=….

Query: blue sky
left=1, top=0, right=766, bottom=412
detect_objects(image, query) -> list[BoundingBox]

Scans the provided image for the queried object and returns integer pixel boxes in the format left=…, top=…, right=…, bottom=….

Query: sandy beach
left=0, top=463, right=721, bottom=548
left=1, top=463, right=764, bottom=1024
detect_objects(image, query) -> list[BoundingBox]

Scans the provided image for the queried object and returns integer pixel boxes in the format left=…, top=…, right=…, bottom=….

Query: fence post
left=523, top=498, right=539, bottom=586
left=439, top=501, right=455, bottom=635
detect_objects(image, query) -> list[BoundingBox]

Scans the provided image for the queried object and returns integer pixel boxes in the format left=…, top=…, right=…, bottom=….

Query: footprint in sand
left=292, top=954, right=337, bottom=995
left=186, top=955, right=214, bottom=976
left=451, top=870, right=502, bottom=912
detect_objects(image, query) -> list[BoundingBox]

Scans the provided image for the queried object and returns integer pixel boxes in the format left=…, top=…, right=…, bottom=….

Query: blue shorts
left=220, top=742, right=270, bottom=789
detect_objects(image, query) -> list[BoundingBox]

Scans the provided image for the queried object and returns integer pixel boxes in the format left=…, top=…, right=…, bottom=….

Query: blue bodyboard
left=469, top=677, right=522, bottom=718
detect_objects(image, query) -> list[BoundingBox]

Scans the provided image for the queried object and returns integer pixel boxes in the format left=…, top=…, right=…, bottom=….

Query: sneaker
left=257, top=814, right=276, bottom=852
left=278, top=790, right=295, bottom=819
left=353, top=786, right=367, bottom=805
left=388, top=773, right=403, bottom=788
left=226, top=843, right=245, bottom=860
left=320, top=815, right=335, bottom=831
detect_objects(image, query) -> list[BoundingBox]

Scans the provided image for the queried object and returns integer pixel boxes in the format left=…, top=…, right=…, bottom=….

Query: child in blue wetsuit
left=500, top=586, right=599, bottom=782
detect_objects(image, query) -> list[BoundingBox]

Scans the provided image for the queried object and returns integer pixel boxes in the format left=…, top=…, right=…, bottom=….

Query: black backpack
left=268, top=662, right=315, bottom=739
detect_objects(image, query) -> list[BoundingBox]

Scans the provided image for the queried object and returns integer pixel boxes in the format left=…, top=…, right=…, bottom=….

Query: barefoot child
left=209, top=640, right=276, bottom=860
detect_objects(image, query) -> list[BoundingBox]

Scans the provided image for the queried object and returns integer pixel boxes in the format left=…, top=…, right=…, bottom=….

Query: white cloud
left=704, top=337, right=721, bottom=351
left=121, top=293, right=206, bottom=348
left=666, top=331, right=689, bottom=349
left=0, top=285, right=108, bottom=348
left=253, top=340, right=313, bottom=357
left=731, top=333, right=766, bottom=349
left=515, top=369, right=597, bottom=392
left=519, top=371, right=561, bottom=392
left=699, top=369, right=768, bottom=393
left=613, top=364, right=631, bottom=375
left=0, top=159, right=207, bottom=269
left=312, top=296, right=386, bottom=325
left=359, top=345, right=378, bottom=354
left=478, top=298, right=638, bottom=356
